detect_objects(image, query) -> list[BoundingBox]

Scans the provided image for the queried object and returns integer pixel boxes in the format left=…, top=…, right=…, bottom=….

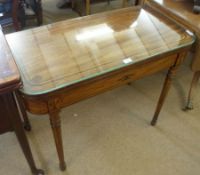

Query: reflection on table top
left=0, top=29, right=20, bottom=92
left=149, top=0, right=200, bottom=31
left=6, top=7, right=194, bottom=95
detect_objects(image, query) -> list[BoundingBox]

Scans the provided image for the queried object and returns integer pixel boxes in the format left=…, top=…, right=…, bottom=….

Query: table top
left=5, top=6, right=194, bottom=96
left=0, top=28, right=21, bottom=94
left=147, top=0, right=200, bottom=32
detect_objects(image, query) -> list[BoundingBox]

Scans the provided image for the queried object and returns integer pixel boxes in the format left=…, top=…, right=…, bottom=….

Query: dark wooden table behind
left=0, top=27, right=44, bottom=175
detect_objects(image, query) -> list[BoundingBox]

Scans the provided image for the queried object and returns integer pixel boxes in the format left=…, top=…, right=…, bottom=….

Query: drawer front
left=60, top=54, right=177, bottom=108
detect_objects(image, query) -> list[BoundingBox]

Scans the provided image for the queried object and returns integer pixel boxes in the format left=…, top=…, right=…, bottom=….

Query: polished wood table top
left=4, top=6, right=195, bottom=170
left=6, top=7, right=194, bottom=96
left=0, top=27, right=21, bottom=93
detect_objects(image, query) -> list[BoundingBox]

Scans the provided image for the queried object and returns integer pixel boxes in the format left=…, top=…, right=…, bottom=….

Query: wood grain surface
left=0, top=28, right=20, bottom=93
left=6, top=7, right=194, bottom=96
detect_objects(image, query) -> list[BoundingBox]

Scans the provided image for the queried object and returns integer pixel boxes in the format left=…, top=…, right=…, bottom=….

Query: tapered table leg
left=3, top=93, right=44, bottom=175
left=151, top=53, right=186, bottom=126
left=151, top=66, right=176, bottom=126
left=49, top=110, right=66, bottom=171
left=184, top=71, right=200, bottom=110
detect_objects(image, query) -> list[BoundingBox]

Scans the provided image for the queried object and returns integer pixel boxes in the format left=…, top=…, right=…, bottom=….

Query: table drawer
left=60, top=54, right=177, bottom=107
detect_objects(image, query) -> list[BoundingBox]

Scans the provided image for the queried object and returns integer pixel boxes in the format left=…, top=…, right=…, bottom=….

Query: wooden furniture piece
left=19, top=0, right=43, bottom=27
left=123, top=0, right=143, bottom=9
left=194, top=0, right=200, bottom=13
left=72, top=0, right=110, bottom=15
left=0, top=0, right=42, bottom=30
left=0, top=0, right=21, bottom=30
left=72, top=0, right=134, bottom=16
left=0, top=27, right=44, bottom=175
left=145, top=0, right=200, bottom=110
left=5, top=6, right=194, bottom=170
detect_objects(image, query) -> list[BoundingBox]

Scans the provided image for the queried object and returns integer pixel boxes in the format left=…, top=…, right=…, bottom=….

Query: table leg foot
left=32, top=169, right=45, bottom=175
left=24, top=122, right=32, bottom=131
left=184, top=71, right=200, bottom=111
left=151, top=118, right=157, bottom=126
left=60, top=162, right=67, bottom=171
left=183, top=101, right=193, bottom=111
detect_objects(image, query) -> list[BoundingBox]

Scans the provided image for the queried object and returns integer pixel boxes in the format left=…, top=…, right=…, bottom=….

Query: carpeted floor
left=1, top=1, right=200, bottom=175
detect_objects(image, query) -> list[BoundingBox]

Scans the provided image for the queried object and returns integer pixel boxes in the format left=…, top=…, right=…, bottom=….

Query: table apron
left=22, top=53, right=180, bottom=115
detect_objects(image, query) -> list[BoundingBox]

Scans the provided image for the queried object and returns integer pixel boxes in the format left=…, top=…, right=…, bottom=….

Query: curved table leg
left=3, top=93, right=44, bottom=175
left=184, top=71, right=200, bottom=110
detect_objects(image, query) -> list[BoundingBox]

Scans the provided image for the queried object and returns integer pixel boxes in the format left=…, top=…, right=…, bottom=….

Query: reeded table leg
left=49, top=111, right=66, bottom=171
left=184, top=71, right=200, bottom=110
left=3, top=93, right=44, bottom=175
left=151, top=53, right=186, bottom=126
left=151, top=65, right=176, bottom=126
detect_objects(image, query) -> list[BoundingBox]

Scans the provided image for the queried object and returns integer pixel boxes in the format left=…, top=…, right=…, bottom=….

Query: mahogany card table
left=5, top=6, right=195, bottom=170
